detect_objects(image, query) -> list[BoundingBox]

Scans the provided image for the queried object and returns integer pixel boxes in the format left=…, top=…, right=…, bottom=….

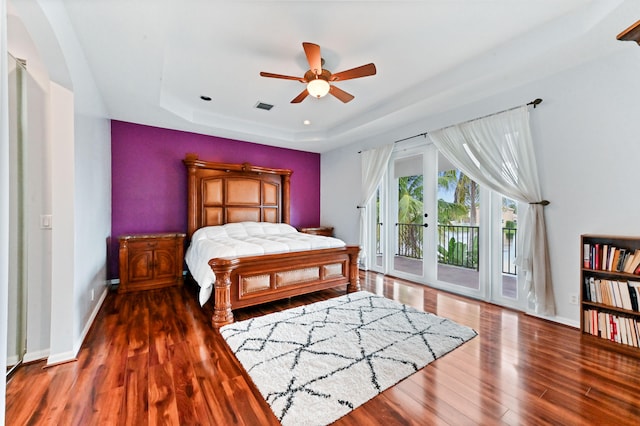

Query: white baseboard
left=47, top=284, right=109, bottom=366
left=527, top=311, right=580, bottom=329
left=23, top=348, right=50, bottom=363
left=47, top=350, right=77, bottom=366
left=73, top=285, right=109, bottom=355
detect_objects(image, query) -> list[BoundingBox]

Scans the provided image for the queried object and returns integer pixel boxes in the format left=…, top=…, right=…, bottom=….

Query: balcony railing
left=438, top=225, right=479, bottom=270
left=396, top=223, right=424, bottom=259
left=392, top=223, right=517, bottom=275
left=502, top=227, right=517, bottom=276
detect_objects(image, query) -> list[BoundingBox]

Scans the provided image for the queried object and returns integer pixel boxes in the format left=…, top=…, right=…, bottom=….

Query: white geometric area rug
left=220, top=291, right=477, bottom=426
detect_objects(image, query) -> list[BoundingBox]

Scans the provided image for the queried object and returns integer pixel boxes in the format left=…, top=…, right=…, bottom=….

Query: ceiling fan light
left=307, top=78, right=330, bottom=98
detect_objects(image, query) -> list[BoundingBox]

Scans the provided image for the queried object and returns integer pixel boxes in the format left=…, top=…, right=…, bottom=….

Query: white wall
left=322, top=41, right=640, bottom=326
left=72, top=111, right=111, bottom=351
left=24, top=60, right=52, bottom=362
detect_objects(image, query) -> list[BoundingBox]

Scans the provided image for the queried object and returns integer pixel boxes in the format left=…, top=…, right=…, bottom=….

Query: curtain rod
left=391, top=98, right=543, bottom=145
left=357, top=98, right=542, bottom=153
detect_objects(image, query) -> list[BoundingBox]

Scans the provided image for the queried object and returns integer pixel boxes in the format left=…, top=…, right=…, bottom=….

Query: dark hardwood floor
left=6, top=271, right=640, bottom=425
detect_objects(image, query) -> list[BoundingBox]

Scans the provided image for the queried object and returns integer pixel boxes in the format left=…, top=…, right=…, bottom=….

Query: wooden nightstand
left=299, top=226, right=334, bottom=237
left=118, top=233, right=186, bottom=293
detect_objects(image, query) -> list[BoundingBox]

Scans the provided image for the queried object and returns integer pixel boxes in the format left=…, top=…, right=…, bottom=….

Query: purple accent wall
left=110, top=120, right=321, bottom=279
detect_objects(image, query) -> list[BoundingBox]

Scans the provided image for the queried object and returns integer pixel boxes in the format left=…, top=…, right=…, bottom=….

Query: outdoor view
left=393, top=167, right=518, bottom=296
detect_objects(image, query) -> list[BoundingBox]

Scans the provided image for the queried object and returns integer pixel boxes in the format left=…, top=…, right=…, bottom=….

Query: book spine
left=584, top=243, right=590, bottom=268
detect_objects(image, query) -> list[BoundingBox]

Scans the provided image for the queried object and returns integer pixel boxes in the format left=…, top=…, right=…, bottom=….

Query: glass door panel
left=436, top=153, right=481, bottom=294
left=490, top=196, right=525, bottom=310
left=375, top=187, right=383, bottom=269
left=501, top=197, right=518, bottom=299
left=368, top=186, right=385, bottom=274
left=389, top=153, right=426, bottom=281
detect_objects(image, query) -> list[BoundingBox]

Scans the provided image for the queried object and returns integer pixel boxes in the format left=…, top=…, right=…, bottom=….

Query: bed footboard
left=209, top=246, right=360, bottom=328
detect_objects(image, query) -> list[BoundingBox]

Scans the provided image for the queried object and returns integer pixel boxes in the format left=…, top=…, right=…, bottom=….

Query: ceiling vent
left=255, top=102, right=274, bottom=111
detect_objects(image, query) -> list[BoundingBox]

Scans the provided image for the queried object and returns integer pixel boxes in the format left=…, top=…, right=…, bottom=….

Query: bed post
left=209, top=258, right=236, bottom=328
left=347, top=246, right=361, bottom=293
left=184, top=153, right=199, bottom=239
left=282, top=173, right=291, bottom=224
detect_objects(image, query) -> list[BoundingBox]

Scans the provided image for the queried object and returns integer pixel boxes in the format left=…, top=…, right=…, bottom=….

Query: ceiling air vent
left=255, top=102, right=274, bottom=111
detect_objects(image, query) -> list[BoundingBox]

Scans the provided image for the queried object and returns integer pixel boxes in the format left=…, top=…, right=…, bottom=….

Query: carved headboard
left=183, top=153, right=292, bottom=239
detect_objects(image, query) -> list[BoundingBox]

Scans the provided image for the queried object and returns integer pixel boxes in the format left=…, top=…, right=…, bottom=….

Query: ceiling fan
left=260, top=42, right=377, bottom=104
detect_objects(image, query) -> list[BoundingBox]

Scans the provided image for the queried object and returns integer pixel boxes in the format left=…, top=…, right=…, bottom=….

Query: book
left=618, top=281, right=633, bottom=311
left=583, top=310, right=590, bottom=334
left=628, top=317, right=638, bottom=347
left=629, top=281, right=640, bottom=311
left=584, top=277, right=595, bottom=302
left=609, top=314, right=617, bottom=342
left=622, top=249, right=635, bottom=272
left=601, top=279, right=612, bottom=306
left=628, top=281, right=639, bottom=311
left=583, top=243, right=591, bottom=268
left=594, top=278, right=602, bottom=304
left=608, top=247, right=618, bottom=271
left=626, top=251, right=640, bottom=274
left=614, top=248, right=625, bottom=272
left=610, top=279, right=622, bottom=308
left=619, top=316, right=628, bottom=345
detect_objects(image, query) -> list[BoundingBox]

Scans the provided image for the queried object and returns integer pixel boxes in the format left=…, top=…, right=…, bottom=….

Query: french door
left=367, top=142, right=526, bottom=310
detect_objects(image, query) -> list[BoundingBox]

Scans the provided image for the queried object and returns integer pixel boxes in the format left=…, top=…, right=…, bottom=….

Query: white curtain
left=430, top=106, right=555, bottom=315
left=359, top=144, right=393, bottom=270
left=1, top=0, right=11, bottom=411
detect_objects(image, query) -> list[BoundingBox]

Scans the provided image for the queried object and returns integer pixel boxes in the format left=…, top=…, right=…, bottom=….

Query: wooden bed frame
left=183, top=154, right=360, bottom=328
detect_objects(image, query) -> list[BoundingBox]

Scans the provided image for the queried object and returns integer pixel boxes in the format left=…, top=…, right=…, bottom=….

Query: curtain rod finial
left=529, top=200, right=550, bottom=206
left=528, top=98, right=543, bottom=108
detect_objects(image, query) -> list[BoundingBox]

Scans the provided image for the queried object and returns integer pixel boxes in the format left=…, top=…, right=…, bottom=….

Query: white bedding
left=185, top=222, right=346, bottom=305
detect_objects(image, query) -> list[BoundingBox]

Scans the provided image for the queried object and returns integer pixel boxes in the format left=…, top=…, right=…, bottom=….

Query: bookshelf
left=581, top=234, right=640, bottom=354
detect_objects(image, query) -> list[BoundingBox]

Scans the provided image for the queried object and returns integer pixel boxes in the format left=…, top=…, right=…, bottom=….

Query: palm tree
left=437, top=170, right=468, bottom=225
left=453, top=173, right=479, bottom=225
left=398, top=175, right=423, bottom=224
left=437, top=169, right=479, bottom=269
left=397, top=175, right=423, bottom=258
left=437, top=198, right=468, bottom=225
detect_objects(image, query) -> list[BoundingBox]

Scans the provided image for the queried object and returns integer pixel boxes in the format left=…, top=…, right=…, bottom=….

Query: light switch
left=41, top=214, right=52, bottom=229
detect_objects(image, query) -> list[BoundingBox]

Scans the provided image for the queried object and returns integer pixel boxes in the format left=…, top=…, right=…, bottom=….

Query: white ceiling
left=56, top=0, right=632, bottom=153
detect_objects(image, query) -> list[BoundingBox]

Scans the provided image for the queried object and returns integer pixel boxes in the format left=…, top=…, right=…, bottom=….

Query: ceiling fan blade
left=291, top=89, right=309, bottom=104
left=260, top=72, right=305, bottom=82
left=302, top=42, right=322, bottom=75
left=329, top=85, right=355, bottom=103
left=329, top=63, right=377, bottom=81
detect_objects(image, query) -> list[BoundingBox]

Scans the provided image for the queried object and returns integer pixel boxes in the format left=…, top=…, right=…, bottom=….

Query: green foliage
left=398, top=175, right=423, bottom=224
left=437, top=236, right=479, bottom=269
left=437, top=199, right=468, bottom=225
left=504, top=220, right=517, bottom=241
left=396, top=170, right=480, bottom=270
left=438, top=237, right=466, bottom=265
left=437, top=169, right=479, bottom=225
